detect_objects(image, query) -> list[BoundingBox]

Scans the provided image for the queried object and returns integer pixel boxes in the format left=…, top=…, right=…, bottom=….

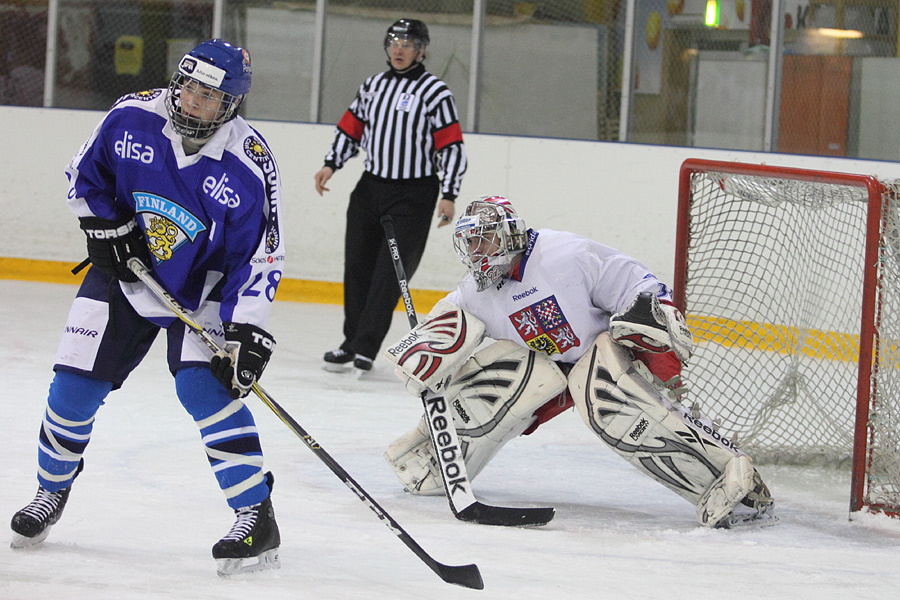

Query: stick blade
left=435, top=562, right=484, bottom=590
left=457, top=502, right=556, bottom=527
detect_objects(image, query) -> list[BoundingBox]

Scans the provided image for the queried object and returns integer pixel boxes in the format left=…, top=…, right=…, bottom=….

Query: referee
left=314, top=18, right=467, bottom=373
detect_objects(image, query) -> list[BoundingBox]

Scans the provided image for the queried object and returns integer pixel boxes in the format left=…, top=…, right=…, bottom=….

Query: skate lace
left=221, top=504, right=260, bottom=541
left=20, top=488, right=62, bottom=522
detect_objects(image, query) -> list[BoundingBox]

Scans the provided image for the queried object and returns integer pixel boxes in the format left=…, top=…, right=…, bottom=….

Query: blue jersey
left=65, top=89, right=285, bottom=328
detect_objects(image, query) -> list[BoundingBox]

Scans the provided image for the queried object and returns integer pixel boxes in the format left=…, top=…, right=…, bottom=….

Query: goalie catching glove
left=79, top=215, right=153, bottom=283
left=209, top=322, right=275, bottom=399
left=609, top=291, right=693, bottom=362
left=383, top=299, right=486, bottom=395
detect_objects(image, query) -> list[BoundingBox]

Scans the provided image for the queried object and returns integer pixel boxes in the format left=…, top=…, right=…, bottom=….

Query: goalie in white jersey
left=383, top=196, right=775, bottom=528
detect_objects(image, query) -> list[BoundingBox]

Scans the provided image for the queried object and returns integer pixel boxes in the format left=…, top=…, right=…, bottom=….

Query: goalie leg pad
left=383, top=415, right=444, bottom=496
left=447, top=339, right=569, bottom=431
left=384, top=340, right=568, bottom=495
left=446, top=341, right=568, bottom=478
left=568, top=333, right=748, bottom=515
left=696, top=454, right=754, bottom=527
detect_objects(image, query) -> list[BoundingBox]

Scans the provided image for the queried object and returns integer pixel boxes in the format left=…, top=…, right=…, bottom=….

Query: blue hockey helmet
left=165, top=39, right=252, bottom=140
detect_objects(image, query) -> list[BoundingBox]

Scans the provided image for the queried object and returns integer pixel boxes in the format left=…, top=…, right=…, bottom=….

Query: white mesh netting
left=682, top=167, right=900, bottom=514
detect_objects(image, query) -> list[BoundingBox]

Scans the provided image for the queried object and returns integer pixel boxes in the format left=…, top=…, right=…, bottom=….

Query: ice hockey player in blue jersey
left=9, top=39, right=285, bottom=576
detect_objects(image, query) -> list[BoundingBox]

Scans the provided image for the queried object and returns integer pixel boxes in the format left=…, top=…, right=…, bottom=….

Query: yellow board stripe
left=687, top=314, right=861, bottom=362
left=9, top=258, right=895, bottom=364
left=0, top=257, right=447, bottom=312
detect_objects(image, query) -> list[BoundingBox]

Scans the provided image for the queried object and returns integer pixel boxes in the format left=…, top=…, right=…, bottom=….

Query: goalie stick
left=381, top=216, right=556, bottom=527
left=126, top=258, right=483, bottom=590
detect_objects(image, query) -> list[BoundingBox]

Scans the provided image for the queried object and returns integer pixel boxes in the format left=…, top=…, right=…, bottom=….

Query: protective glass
left=385, top=34, right=424, bottom=52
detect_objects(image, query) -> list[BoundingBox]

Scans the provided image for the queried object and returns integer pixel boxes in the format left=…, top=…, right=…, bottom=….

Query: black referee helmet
left=384, top=18, right=430, bottom=51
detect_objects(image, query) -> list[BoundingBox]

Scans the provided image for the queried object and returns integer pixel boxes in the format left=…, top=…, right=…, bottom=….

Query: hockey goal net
left=674, top=159, right=900, bottom=517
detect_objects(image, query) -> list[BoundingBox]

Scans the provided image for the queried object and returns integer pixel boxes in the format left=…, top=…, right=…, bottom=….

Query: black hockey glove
left=79, top=215, right=152, bottom=283
left=210, top=322, right=276, bottom=399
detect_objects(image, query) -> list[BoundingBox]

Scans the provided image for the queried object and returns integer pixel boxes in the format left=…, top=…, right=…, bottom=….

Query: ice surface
left=2, top=281, right=899, bottom=599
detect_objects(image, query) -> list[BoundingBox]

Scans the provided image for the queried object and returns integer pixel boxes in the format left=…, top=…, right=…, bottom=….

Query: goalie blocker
left=384, top=301, right=774, bottom=528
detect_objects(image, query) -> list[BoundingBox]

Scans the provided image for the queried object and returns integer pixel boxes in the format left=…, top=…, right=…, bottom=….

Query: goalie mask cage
left=674, top=159, right=900, bottom=517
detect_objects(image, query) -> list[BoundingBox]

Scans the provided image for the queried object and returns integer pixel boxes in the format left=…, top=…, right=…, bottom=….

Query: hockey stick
left=380, top=216, right=555, bottom=527
left=126, top=258, right=483, bottom=590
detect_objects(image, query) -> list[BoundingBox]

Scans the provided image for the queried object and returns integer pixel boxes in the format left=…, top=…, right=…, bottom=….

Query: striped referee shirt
left=324, top=63, right=467, bottom=199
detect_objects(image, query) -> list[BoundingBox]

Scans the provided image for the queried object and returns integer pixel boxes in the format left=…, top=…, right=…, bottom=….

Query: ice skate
left=323, top=348, right=354, bottom=373
left=10, top=460, right=83, bottom=549
left=715, top=470, right=778, bottom=529
left=353, top=354, right=373, bottom=376
left=698, top=458, right=777, bottom=529
left=212, top=472, right=281, bottom=576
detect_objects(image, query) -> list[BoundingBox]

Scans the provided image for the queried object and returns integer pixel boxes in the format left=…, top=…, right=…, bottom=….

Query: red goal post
left=674, top=158, right=900, bottom=517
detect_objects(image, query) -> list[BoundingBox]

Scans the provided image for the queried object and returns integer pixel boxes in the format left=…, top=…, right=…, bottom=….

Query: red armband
left=433, top=122, right=463, bottom=151
left=337, top=110, right=364, bottom=141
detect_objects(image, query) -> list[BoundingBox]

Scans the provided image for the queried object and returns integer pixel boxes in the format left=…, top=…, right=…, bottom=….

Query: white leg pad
left=696, top=454, right=755, bottom=528
left=383, top=415, right=444, bottom=495
left=384, top=340, right=567, bottom=495
left=569, top=333, right=748, bottom=517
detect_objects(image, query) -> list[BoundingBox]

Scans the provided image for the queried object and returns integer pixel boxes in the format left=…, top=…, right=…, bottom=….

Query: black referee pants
left=340, top=172, right=440, bottom=360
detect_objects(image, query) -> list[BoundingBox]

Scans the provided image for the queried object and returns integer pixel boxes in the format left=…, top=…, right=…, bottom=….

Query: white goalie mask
left=453, top=196, right=528, bottom=292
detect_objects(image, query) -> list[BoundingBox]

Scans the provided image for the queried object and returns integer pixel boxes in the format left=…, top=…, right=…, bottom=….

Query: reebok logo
left=453, top=399, right=471, bottom=424
left=386, top=236, right=415, bottom=317
left=512, top=287, right=538, bottom=302
left=385, top=330, right=422, bottom=357
left=425, top=395, right=468, bottom=496
left=683, top=414, right=737, bottom=451
left=629, top=417, right=649, bottom=441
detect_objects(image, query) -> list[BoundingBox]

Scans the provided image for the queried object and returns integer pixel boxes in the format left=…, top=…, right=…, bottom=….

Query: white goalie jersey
left=445, top=228, right=673, bottom=364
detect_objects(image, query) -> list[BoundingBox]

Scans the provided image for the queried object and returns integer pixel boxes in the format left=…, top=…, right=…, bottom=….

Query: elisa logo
left=114, top=131, right=155, bottom=164
left=203, top=172, right=241, bottom=208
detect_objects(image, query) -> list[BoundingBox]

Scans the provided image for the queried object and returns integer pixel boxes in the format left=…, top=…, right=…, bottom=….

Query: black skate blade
left=10, top=529, right=50, bottom=549
left=216, top=548, right=281, bottom=577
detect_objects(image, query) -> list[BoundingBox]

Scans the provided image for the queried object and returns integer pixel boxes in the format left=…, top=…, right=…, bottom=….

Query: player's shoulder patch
left=130, top=89, right=162, bottom=101
left=243, top=136, right=271, bottom=165
left=239, top=133, right=281, bottom=255
left=115, top=89, right=163, bottom=105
